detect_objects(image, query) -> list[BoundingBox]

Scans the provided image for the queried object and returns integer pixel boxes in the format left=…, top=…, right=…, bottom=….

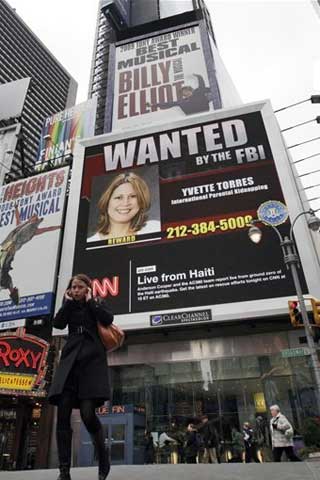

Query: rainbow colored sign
left=36, top=97, right=97, bottom=166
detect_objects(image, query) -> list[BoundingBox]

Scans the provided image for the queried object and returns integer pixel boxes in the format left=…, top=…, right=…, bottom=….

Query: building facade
left=0, top=0, right=77, bottom=179
left=53, top=92, right=320, bottom=468
left=0, top=0, right=76, bottom=471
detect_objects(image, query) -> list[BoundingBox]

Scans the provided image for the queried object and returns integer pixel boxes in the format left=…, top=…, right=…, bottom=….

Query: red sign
left=0, top=328, right=49, bottom=396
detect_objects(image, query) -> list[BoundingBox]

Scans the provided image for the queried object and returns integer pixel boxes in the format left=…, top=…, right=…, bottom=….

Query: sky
left=5, top=0, right=320, bottom=207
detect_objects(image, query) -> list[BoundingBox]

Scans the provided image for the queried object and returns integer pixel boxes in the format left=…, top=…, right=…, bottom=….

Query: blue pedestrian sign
left=257, top=200, right=289, bottom=226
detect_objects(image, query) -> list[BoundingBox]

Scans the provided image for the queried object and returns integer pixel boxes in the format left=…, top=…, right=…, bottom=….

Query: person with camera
left=48, top=274, right=113, bottom=480
left=270, top=405, right=301, bottom=462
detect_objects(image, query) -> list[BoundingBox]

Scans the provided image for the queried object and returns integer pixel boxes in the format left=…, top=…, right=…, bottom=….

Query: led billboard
left=57, top=101, right=320, bottom=331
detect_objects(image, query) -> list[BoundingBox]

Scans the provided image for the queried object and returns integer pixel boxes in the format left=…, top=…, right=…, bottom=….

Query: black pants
left=186, top=455, right=197, bottom=464
left=56, top=391, right=102, bottom=465
left=245, top=444, right=260, bottom=463
left=272, top=446, right=301, bottom=462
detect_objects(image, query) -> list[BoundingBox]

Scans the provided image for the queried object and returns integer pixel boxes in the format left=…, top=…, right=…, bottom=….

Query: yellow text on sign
left=254, top=392, right=267, bottom=413
left=0, top=373, right=36, bottom=391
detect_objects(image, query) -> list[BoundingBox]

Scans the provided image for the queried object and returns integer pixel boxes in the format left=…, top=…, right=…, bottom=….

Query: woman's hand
left=85, top=288, right=93, bottom=302
left=64, top=289, right=72, bottom=301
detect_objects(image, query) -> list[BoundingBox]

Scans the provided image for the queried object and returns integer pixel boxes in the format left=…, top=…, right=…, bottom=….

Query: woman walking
left=48, top=274, right=113, bottom=480
left=270, top=405, right=301, bottom=462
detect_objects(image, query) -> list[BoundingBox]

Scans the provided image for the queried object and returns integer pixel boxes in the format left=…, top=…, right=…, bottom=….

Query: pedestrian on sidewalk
left=198, top=415, right=219, bottom=463
left=185, top=424, right=200, bottom=464
left=270, top=405, right=301, bottom=462
left=48, top=274, right=113, bottom=480
left=231, top=427, right=245, bottom=462
left=143, top=430, right=155, bottom=464
left=242, top=422, right=260, bottom=463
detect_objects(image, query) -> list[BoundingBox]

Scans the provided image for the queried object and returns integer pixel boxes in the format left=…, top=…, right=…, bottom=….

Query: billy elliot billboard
left=57, top=101, right=320, bottom=331
left=0, top=167, right=69, bottom=322
left=105, top=22, right=222, bottom=132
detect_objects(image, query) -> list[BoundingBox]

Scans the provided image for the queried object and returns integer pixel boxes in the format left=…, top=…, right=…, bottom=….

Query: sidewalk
left=3, top=463, right=320, bottom=480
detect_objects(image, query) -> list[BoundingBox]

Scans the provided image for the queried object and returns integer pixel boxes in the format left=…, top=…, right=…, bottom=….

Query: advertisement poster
left=110, top=24, right=219, bottom=131
left=36, top=98, right=97, bottom=169
left=0, top=124, right=21, bottom=186
left=0, top=167, right=69, bottom=322
left=62, top=104, right=308, bottom=330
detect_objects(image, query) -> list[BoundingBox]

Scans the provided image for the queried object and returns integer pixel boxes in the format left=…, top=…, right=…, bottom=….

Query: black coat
left=185, top=431, right=199, bottom=457
left=48, top=298, right=113, bottom=408
left=199, top=421, right=219, bottom=448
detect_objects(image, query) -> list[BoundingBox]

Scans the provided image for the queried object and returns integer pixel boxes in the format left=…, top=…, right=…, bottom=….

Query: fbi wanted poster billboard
left=0, top=167, right=69, bottom=322
left=106, top=23, right=222, bottom=132
left=57, top=101, right=320, bottom=331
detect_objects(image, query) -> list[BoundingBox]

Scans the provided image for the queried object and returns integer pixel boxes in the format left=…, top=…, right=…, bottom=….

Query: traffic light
left=310, top=299, right=320, bottom=343
left=288, top=300, right=303, bottom=327
left=311, top=299, right=320, bottom=325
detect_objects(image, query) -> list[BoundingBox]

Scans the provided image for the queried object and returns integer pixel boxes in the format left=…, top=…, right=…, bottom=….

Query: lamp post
left=248, top=207, right=320, bottom=412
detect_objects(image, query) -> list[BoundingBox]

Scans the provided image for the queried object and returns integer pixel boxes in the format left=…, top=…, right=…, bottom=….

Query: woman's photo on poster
left=87, top=165, right=161, bottom=243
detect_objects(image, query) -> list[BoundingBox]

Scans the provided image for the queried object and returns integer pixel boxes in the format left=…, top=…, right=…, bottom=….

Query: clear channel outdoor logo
left=150, top=310, right=212, bottom=326
left=151, top=315, right=163, bottom=326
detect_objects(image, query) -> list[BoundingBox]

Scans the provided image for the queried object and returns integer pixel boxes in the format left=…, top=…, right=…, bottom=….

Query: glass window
left=110, top=333, right=318, bottom=464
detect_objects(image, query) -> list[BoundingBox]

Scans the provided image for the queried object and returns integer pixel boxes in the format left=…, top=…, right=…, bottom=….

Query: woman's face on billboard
left=108, top=182, right=139, bottom=225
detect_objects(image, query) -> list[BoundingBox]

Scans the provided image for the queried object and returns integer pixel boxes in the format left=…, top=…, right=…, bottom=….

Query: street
left=3, top=464, right=320, bottom=480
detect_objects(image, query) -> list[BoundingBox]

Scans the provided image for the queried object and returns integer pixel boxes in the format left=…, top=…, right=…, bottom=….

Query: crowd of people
left=143, top=405, right=301, bottom=465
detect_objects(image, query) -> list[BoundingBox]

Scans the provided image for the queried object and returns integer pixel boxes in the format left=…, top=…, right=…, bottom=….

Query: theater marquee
left=0, top=329, right=49, bottom=396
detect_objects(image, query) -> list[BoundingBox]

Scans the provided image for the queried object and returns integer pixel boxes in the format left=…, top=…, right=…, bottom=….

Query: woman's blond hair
left=97, top=172, right=151, bottom=235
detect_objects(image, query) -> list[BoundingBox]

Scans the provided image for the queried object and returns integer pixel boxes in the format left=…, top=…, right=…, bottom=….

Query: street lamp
left=248, top=208, right=320, bottom=412
left=248, top=225, right=262, bottom=244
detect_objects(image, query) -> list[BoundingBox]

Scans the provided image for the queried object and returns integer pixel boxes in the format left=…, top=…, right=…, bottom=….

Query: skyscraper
left=89, top=0, right=239, bottom=135
left=0, top=0, right=77, bottom=179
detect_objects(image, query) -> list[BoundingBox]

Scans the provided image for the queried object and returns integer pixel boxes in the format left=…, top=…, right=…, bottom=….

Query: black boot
left=57, top=464, right=71, bottom=480
left=91, top=427, right=110, bottom=480
left=56, top=429, right=72, bottom=480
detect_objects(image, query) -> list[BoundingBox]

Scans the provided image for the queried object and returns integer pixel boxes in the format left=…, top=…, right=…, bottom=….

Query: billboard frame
left=0, top=78, right=30, bottom=122
left=104, top=20, right=222, bottom=132
left=57, top=100, right=320, bottom=331
left=35, top=97, right=97, bottom=169
left=0, top=166, right=70, bottom=323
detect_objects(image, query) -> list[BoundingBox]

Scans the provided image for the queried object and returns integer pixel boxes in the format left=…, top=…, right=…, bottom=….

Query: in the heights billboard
left=0, top=167, right=69, bottom=321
